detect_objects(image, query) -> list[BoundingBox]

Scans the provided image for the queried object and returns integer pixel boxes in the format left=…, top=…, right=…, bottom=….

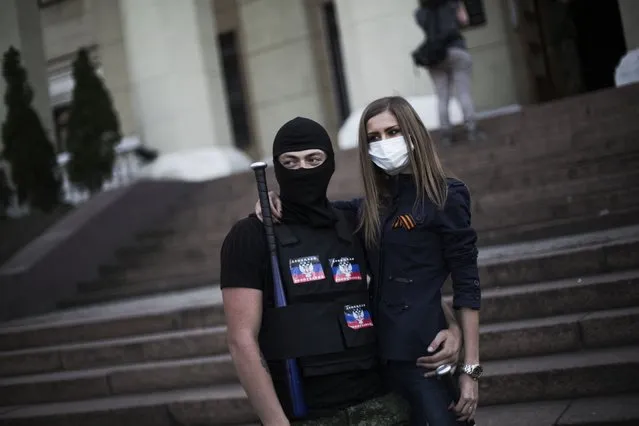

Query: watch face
left=472, top=365, right=483, bottom=377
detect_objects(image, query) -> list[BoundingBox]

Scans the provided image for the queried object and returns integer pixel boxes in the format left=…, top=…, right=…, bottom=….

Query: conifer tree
left=0, top=159, right=12, bottom=219
left=1, top=46, right=61, bottom=212
left=66, top=48, right=121, bottom=193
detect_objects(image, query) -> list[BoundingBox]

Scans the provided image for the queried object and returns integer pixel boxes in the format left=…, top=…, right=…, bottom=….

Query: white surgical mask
left=368, top=136, right=411, bottom=175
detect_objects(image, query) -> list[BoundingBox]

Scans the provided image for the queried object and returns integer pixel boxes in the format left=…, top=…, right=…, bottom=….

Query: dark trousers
left=383, top=361, right=468, bottom=426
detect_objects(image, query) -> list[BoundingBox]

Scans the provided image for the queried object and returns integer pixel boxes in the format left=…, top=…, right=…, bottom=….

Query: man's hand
left=416, top=326, right=462, bottom=377
left=255, top=191, right=282, bottom=223
left=452, top=374, right=478, bottom=422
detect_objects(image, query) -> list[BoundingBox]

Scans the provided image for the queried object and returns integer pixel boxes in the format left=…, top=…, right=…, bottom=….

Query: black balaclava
left=272, top=117, right=337, bottom=228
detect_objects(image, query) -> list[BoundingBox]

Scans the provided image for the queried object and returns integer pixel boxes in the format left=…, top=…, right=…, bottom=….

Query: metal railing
left=1, top=136, right=144, bottom=218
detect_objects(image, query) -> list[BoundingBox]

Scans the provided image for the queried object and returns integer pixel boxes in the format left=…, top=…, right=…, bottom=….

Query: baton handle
left=250, top=162, right=307, bottom=418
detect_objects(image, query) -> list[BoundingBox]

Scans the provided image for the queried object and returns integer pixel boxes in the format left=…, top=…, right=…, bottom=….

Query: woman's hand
left=255, top=191, right=283, bottom=223
left=452, top=374, right=478, bottom=422
left=456, top=1, right=470, bottom=27
left=416, top=326, right=462, bottom=377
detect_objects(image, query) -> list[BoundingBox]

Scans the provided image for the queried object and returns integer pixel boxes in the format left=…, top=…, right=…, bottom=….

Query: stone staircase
left=1, top=84, right=639, bottom=425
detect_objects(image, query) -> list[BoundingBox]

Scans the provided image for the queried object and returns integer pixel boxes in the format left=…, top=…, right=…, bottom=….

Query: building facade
left=1, top=0, right=638, bottom=177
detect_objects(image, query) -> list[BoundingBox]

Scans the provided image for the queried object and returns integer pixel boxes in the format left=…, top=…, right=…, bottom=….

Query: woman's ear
left=407, top=135, right=416, bottom=149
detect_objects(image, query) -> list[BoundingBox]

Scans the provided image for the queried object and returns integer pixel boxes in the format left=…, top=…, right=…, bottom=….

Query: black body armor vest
left=259, top=210, right=377, bottom=378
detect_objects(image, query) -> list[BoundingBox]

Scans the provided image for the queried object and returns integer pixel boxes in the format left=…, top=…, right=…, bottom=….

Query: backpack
left=412, top=38, right=448, bottom=67
left=412, top=2, right=461, bottom=68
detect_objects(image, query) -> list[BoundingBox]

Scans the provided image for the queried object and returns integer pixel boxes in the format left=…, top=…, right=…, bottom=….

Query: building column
left=0, top=0, right=53, bottom=145
left=239, top=0, right=332, bottom=159
left=333, top=0, right=426, bottom=113
left=118, top=0, right=250, bottom=180
left=618, top=0, right=639, bottom=50
left=86, top=0, right=136, bottom=137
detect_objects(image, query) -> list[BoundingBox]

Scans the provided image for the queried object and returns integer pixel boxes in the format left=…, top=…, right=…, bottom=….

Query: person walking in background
left=413, top=0, right=483, bottom=145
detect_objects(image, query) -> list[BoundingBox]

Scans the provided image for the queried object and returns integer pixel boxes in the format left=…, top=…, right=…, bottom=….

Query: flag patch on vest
left=330, top=257, right=362, bottom=283
left=289, top=256, right=326, bottom=284
left=344, top=304, right=373, bottom=330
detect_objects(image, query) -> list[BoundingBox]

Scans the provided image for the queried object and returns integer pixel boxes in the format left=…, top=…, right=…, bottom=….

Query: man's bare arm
left=222, top=287, right=289, bottom=426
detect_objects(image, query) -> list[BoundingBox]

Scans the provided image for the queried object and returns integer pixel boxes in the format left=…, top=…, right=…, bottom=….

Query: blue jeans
left=384, top=361, right=468, bottom=426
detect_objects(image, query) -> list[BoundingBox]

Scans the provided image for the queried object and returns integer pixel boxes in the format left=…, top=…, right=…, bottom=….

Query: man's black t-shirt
left=220, top=213, right=385, bottom=417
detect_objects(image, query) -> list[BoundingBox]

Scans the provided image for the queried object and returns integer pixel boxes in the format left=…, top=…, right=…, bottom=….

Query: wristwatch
left=460, top=363, right=483, bottom=381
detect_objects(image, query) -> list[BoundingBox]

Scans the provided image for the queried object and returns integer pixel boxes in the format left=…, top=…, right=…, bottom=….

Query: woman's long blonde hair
left=357, top=96, right=448, bottom=248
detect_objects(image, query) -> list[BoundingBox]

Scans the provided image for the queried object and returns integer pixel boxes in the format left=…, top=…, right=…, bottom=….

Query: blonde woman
left=346, top=96, right=481, bottom=425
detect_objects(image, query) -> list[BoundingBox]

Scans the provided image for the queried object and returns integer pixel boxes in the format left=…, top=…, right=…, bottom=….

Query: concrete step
left=479, top=306, right=639, bottom=361
left=478, top=206, right=639, bottom=246
left=0, top=354, right=236, bottom=405
left=519, top=85, right=639, bottom=121
left=2, top=305, right=637, bottom=379
left=475, top=393, right=639, bottom=426
left=0, top=384, right=256, bottom=426
left=0, top=325, right=227, bottom=377
left=475, top=196, right=639, bottom=245
left=2, top=342, right=637, bottom=410
left=72, top=225, right=639, bottom=309
left=114, top=237, right=224, bottom=261
left=453, top=269, right=639, bottom=323
left=458, top=142, right=639, bottom=194
left=0, top=378, right=635, bottom=426
left=549, top=393, right=639, bottom=426
left=0, top=287, right=223, bottom=351
left=441, top=108, right=639, bottom=174
left=106, top=246, right=216, bottom=272
left=62, top=275, right=215, bottom=309
left=133, top=228, right=230, bottom=248
left=168, top=204, right=255, bottom=233
left=477, top=225, right=639, bottom=290
left=455, top=138, right=639, bottom=195
left=76, top=270, right=214, bottom=297
left=475, top=170, right=639, bottom=208
left=98, top=257, right=219, bottom=283
left=480, top=345, right=639, bottom=405
left=98, top=255, right=220, bottom=282
left=473, top=185, right=639, bottom=232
